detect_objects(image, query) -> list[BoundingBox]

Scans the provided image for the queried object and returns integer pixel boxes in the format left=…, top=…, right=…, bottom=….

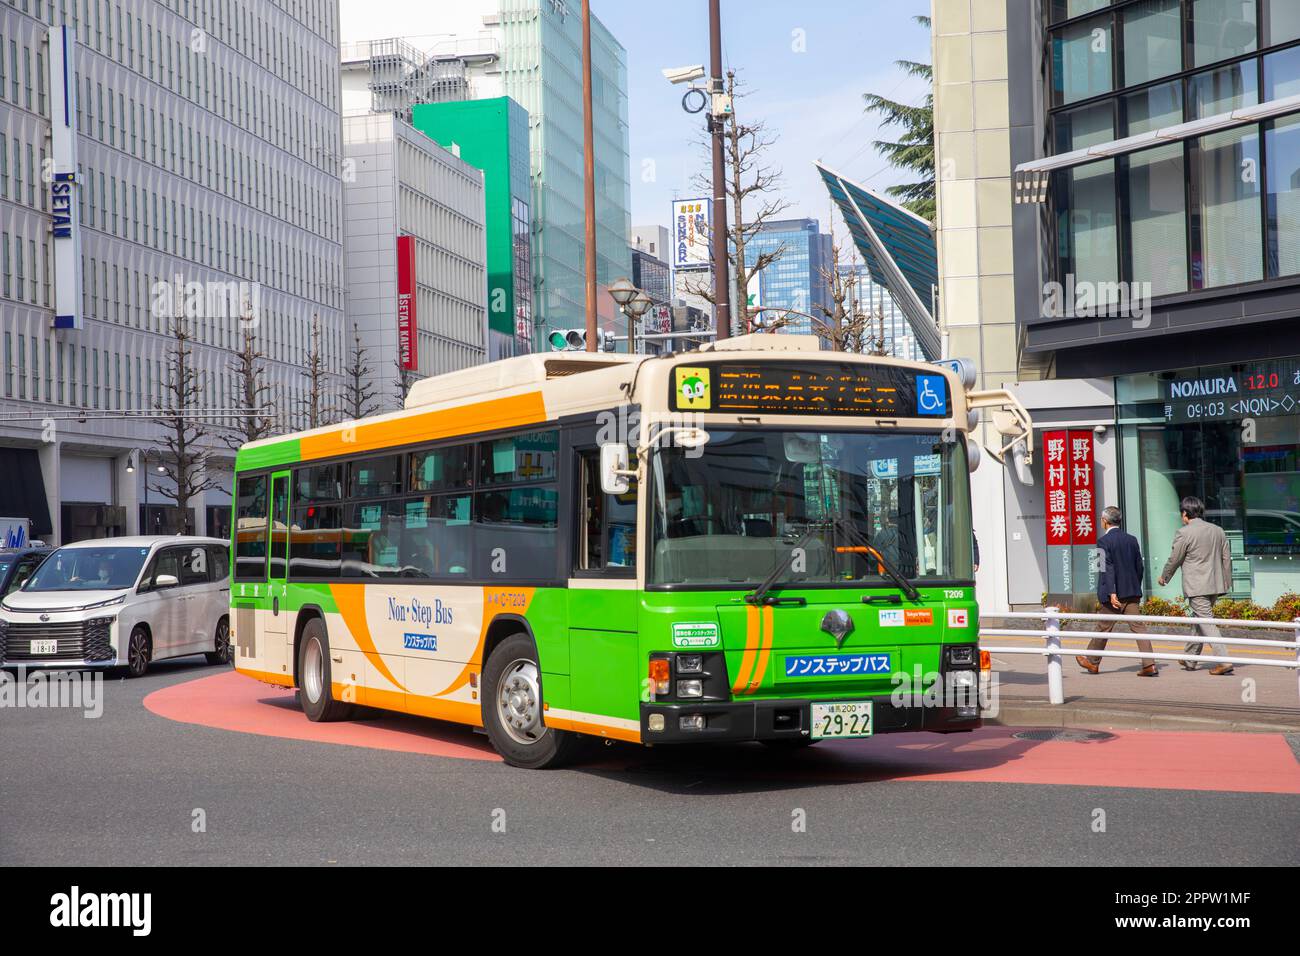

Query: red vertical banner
left=1067, top=430, right=1096, bottom=545
left=397, top=235, right=418, bottom=371
left=1043, top=430, right=1071, bottom=546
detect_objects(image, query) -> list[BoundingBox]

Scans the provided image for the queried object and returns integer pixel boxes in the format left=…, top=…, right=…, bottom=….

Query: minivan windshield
left=23, top=547, right=152, bottom=591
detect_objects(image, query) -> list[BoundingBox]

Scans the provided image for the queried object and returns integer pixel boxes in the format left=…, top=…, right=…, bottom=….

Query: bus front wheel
left=483, top=633, right=579, bottom=769
left=297, top=618, right=353, bottom=722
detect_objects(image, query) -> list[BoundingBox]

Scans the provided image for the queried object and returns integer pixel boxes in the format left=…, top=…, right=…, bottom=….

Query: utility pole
left=582, top=0, right=599, bottom=351
left=709, top=0, right=730, bottom=339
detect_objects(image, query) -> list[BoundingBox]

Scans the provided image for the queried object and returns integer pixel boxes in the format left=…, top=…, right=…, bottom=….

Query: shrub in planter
left=1141, top=595, right=1186, bottom=617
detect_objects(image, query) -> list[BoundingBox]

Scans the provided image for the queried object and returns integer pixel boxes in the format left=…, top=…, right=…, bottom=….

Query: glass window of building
left=1188, top=60, right=1259, bottom=117
left=1264, top=0, right=1300, bottom=45
left=1193, top=126, right=1263, bottom=288
left=1053, top=16, right=1114, bottom=105
left=1054, top=101, right=1115, bottom=152
left=1190, top=0, right=1258, bottom=68
left=1051, top=0, right=1111, bottom=21
left=1123, top=144, right=1189, bottom=295
left=1055, top=159, right=1119, bottom=296
left=1123, top=0, right=1183, bottom=86
left=1264, top=114, right=1300, bottom=277
left=1123, top=80, right=1184, bottom=134
left=1263, top=45, right=1300, bottom=100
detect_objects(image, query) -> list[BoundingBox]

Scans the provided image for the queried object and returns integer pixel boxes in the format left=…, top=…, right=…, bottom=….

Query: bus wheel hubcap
left=498, top=660, right=542, bottom=745
left=304, top=639, right=323, bottom=703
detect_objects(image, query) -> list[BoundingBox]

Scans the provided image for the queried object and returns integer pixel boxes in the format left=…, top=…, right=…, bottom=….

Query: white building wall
left=343, top=113, right=487, bottom=410
left=0, top=1, right=347, bottom=544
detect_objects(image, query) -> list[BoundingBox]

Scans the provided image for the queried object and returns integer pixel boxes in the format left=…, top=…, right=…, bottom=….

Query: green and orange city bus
left=230, top=334, right=1031, bottom=767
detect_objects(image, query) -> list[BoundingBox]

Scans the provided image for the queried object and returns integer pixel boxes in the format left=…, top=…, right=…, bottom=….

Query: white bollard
left=1045, top=605, right=1064, bottom=705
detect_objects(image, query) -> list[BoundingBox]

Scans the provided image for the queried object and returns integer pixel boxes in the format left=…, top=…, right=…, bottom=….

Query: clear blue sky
left=341, top=0, right=932, bottom=233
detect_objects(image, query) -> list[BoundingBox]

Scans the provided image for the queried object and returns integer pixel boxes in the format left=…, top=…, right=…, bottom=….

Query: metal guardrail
left=980, top=608, right=1300, bottom=705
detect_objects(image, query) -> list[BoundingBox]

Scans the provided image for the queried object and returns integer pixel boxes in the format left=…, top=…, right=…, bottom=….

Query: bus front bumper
left=639, top=698, right=980, bottom=744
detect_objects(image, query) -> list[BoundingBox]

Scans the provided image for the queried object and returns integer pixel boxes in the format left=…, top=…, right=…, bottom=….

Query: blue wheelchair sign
left=915, top=374, right=947, bottom=416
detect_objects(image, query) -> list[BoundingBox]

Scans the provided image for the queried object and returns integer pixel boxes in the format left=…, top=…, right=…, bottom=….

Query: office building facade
left=0, top=0, right=346, bottom=543
left=342, top=112, right=488, bottom=406
left=934, top=0, right=1300, bottom=609
left=744, top=218, right=834, bottom=335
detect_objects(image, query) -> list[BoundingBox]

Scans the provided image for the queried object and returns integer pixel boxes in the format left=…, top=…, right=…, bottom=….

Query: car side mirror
left=600, top=443, right=633, bottom=496
left=154, top=573, right=179, bottom=589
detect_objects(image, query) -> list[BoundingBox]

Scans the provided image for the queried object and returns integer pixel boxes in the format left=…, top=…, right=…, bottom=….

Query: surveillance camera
left=662, top=64, right=706, bottom=85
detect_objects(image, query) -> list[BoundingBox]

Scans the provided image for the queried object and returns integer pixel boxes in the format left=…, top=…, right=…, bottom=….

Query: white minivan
left=0, top=536, right=231, bottom=677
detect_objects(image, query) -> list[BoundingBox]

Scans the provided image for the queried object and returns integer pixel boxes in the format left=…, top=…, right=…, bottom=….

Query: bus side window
left=577, top=451, right=636, bottom=575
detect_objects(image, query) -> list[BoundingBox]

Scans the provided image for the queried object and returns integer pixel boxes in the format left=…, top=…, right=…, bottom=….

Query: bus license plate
left=811, top=701, right=873, bottom=739
left=30, top=640, right=58, bottom=656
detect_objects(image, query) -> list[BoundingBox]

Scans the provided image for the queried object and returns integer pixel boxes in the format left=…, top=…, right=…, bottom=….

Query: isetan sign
left=48, top=25, right=82, bottom=330
left=397, top=235, right=417, bottom=371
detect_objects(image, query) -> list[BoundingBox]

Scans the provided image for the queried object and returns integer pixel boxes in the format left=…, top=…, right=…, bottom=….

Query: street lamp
left=607, top=276, right=637, bottom=309
left=607, top=279, right=654, bottom=353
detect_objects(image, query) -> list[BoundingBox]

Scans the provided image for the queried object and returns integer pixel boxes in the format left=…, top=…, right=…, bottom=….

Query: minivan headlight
left=80, top=595, right=126, bottom=611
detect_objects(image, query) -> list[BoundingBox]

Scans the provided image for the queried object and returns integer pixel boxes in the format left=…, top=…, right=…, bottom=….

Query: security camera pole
left=582, top=0, right=599, bottom=351
left=708, top=0, right=731, bottom=339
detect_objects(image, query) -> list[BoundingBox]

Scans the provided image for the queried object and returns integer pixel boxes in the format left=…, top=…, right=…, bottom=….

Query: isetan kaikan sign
left=397, top=235, right=417, bottom=371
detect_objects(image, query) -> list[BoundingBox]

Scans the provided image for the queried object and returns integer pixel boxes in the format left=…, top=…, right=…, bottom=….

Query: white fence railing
left=980, top=608, right=1300, bottom=705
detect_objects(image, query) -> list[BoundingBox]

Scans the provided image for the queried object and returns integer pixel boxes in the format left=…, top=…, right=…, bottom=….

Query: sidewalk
left=981, top=626, right=1300, bottom=733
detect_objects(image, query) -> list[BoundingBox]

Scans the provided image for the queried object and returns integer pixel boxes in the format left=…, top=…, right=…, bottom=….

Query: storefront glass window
left=1117, top=359, right=1300, bottom=603
left=1054, top=101, right=1115, bottom=152
left=1263, top=46, right=1300, bottom=100
left=1264, top=0, right=1300, bottom=46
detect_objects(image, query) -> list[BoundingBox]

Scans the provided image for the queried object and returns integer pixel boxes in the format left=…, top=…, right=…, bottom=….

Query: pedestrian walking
left=1157, top=496, right=1234, bottom=675
left=1076, top=506, right=1157, bottom=677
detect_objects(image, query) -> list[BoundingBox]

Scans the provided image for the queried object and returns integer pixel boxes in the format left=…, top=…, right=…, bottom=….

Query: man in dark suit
left=1076, top=506, right=1157, bottom=676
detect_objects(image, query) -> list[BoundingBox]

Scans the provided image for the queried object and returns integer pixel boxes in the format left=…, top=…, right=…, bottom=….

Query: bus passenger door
left=264, top=470, right=291, bottom=679
left=565, top=445, right=640, bottom=732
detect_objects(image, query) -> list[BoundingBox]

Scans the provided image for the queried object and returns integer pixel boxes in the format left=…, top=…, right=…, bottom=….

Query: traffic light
left=547, top=329, right=617, bottom=351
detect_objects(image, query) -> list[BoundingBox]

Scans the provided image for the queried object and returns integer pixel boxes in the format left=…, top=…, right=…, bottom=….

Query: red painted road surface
left=145, top=671, right=1300, bottom=794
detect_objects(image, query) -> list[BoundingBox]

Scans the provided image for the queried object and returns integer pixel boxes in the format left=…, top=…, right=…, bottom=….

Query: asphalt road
left=2, top=660, right=1298, bottom=866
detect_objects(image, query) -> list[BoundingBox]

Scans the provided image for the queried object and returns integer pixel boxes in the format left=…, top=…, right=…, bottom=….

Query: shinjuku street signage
left=1044, top=429, right=1098, bottom=595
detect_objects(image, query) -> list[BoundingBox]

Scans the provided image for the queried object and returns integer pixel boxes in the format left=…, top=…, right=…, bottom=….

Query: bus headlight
left=677, top=655, right=703, bottom=674
left=677, top=680, right=703, bottom=698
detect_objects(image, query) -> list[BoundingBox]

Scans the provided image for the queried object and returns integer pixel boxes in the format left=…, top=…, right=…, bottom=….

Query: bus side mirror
left=600, top=444, right=632, bottom=496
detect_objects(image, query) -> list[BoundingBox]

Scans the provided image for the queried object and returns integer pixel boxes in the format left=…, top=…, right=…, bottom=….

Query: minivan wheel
left=205, top=616, right=233, bottom=666
left=126, top=627, right=151, bottom=678
left=482, top=633, right=580, bottom=769
left=296, top=618, right=353, bottom=722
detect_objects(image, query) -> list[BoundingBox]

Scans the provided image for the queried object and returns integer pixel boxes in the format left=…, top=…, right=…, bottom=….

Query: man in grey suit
left=1157, top=496, right=1234, bottom=675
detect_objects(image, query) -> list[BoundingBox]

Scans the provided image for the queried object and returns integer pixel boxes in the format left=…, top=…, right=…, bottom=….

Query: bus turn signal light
left=649, top=658, right=671, bottom=695
left=980, top=650, right=991, bottom=671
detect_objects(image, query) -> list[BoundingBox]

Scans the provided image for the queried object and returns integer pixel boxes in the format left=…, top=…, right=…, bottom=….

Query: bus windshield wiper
left=829, top=515, right=923, bottom=604
left=745, top=524, right=821, bottom=606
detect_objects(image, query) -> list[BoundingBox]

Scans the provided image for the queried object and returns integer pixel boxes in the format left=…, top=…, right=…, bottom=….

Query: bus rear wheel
left=482, top=633, right=578, bottom=769
left=297, top=618, right=353, bottom=722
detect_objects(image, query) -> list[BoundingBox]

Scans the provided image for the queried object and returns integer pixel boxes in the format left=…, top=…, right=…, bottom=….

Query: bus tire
left=483, top=633, right=578, bottom=769
left=297, top=618, right=353, bottom=722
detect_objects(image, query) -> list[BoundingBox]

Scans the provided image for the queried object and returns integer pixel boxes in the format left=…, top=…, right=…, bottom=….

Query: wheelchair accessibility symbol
left=915, top=374, right=947, bottom=416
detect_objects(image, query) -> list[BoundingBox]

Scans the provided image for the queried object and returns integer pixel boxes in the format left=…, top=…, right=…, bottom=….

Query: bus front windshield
left=649, top=429, right=972, bottom=589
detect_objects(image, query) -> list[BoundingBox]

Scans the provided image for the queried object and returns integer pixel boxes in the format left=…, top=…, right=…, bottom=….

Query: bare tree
left=224, top=321, right=275, bottom=449
left=337, top=323, right=379, bottom=421
left=393, top=357, right=415, bottom=409
left=684, top=70, right=791, bottom=335
left=814, top=229, right=889, bottom=355
left=298, top=313, right=332, bottom=430
left=151, top=311, right=218, bottom=533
